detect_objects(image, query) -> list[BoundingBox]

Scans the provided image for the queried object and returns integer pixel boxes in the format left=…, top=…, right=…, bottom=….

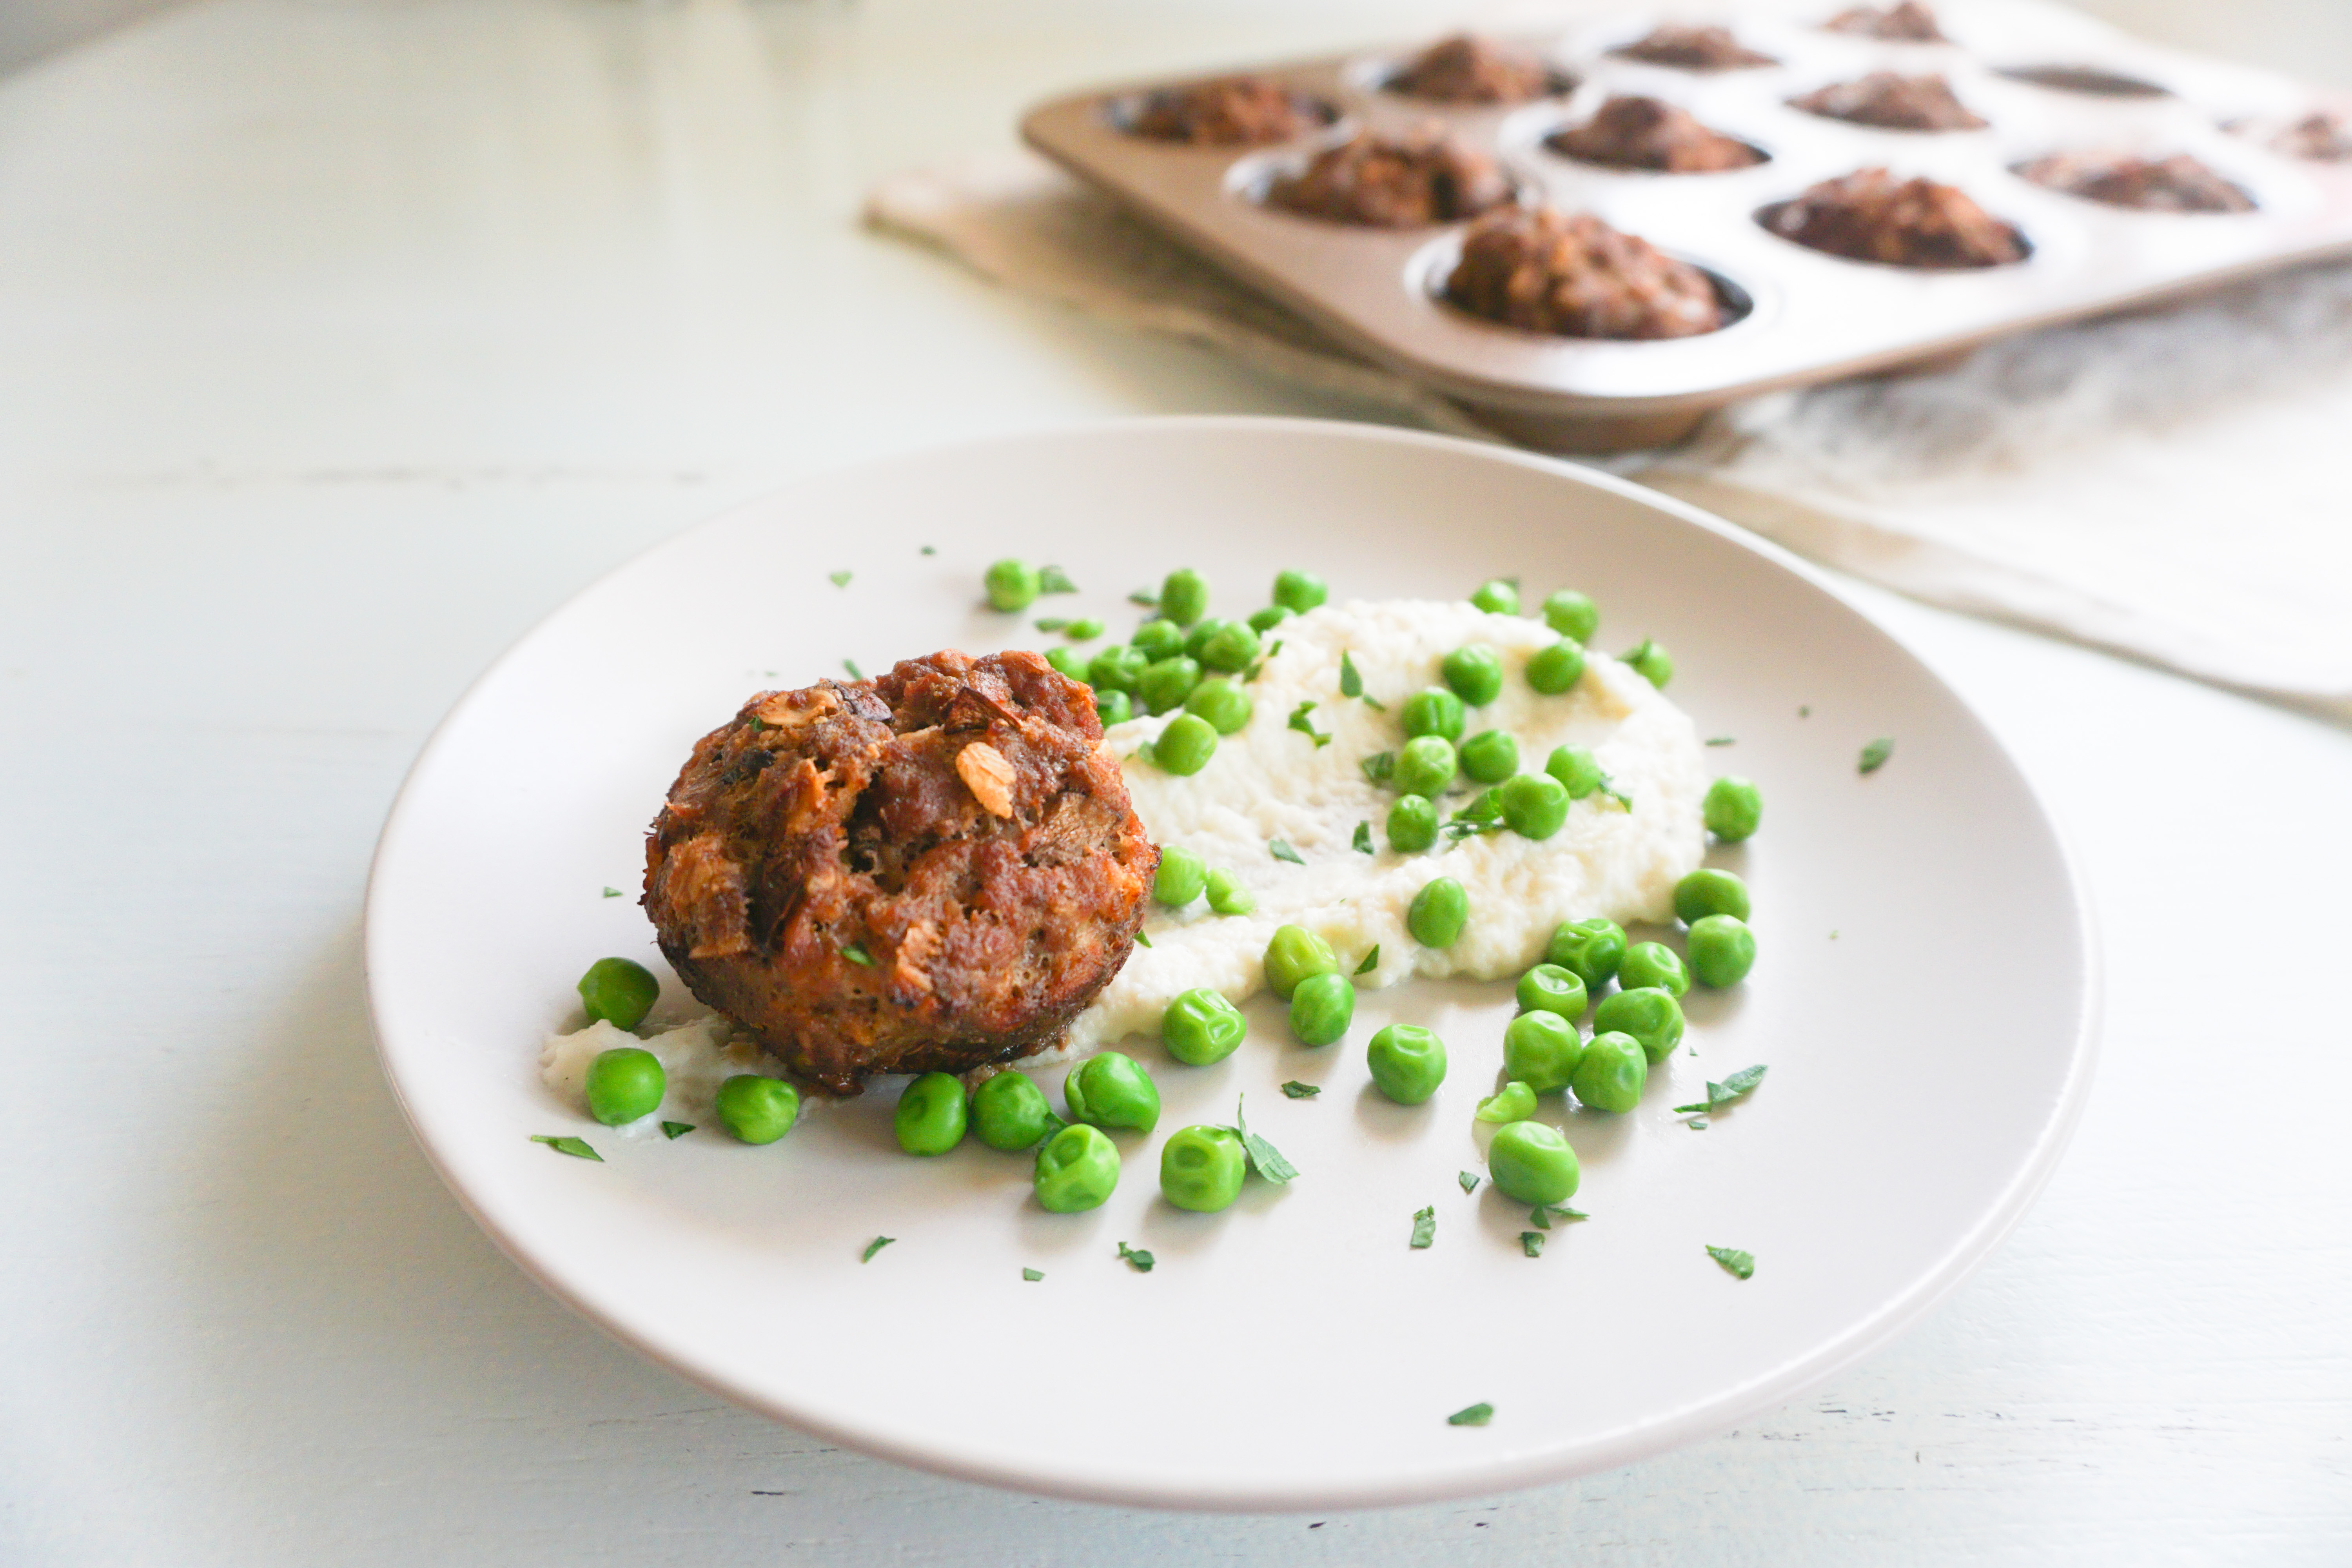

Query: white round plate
left=366, top=418, right=2096, bottom=1512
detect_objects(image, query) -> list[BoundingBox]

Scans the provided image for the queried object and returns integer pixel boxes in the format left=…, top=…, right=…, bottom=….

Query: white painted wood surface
left=0, top=1, right=2345, bottom=1561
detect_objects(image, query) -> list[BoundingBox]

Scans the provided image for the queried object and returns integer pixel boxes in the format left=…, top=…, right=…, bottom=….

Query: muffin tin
left=1020, top=0, right=2352, bottom=450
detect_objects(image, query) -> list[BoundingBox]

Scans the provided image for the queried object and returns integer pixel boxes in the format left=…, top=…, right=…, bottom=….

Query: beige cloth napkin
left=867, top=152, right=2352, bottom=716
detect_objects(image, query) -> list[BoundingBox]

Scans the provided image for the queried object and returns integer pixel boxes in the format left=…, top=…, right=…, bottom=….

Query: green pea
left=1154, top=714, right=1218, bottom=775
left=1618, top=942, right=1690, bottom=997
left=1441, top=645, right=1504, bottom=707
left=578, top=956, right=659, bottom=1030
left=1183, top=616, right=1234, bottom=660
left=1088, top=643, right=1149, bottom=693
left=1159, top=1125, right=1247, bottom=1212
left=1394, top=735, right=1457, bottom=797
left=1675, top=867, right=1751, bottom=924
left=1263, top=924, right=1339, bottom=1000
left=1161, top=988, right=1246, bottom=1066
left=1136, top=655, right=1202, bottom=715
left=1569, top=1030, right=1646, bottom=1112
left=1154, top=846, right=1208, bottom=906
left=1185, top=679, right=1254, bottom=735
left=1487, top=1120, right=1580, bottom=1205
left=1273, top=569, right=1328, bottom=614
left=1526, top=639, right=1586, bottom=695
left=1033, top=1122, right=1119, bottom=1212
left=970, top=1070, right=1057, bottom=1151
left=584, top=1046, right=665, bottom=1125
left=1131, top=619, right=1185, bottom=661
left=1546, top=917, right=1625, bottom=988
left=1503, top=1009, right=1584, bottom=1094
left=1544, top=744, right=1605, bottom=799
left=1407, top=877, right=1469, bottom=948
left=894, top=1071, right=969, bottom=1154
left=1400, top=686, right=1466, bottom=742
left=1500, top=772, right=1569, bottom=840
left=1195, top=620, right=1261, bottom=673
left=1470, top=579, right=1521, bottom=616
left=1515, top=963, right=1588, bottom=1019
left=1289, top=971, right=1355, bottom=1046
left=1387, top=794, right=1439, bottom=853
left=985, top=558, right=1041, bottom=612
left=1622, top=640, right=1674, bottom=689
left=1475, top=1081, right=1537, bottom=1123
left=1248, top=604, right=1292, bottom=634
left=1687, top=915, right=1756, bottom=988
left=1593, top=986, right=1684, bottom=1063
left=1095, top=689, right=1134, bottom=726
left=1045, top=646, right=1090, bottom=682
left=1065, top=617, right=1105, bottom=640
left=1366, top=1024, right=1447, bottom=1105
left=1160, top=567, right=1210, bottom=626
left=1459, top=729, right=1518, bottom=782
left=1704, top=777, right=1762, bottom=842
left=1543, top=589, right=1599, bottom=642
left=714, top=1073, right=798, bottom=1144
left=1063, top=1051, right=1161, bottom=1133
left=1206, top=869, right=1256, bottom=915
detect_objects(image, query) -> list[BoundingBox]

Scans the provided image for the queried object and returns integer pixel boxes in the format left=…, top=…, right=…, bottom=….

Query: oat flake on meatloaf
left=643, top=650, right=1156, bottom=1095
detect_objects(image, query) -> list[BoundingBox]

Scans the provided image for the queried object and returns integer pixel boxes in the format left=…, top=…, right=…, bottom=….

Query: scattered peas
left=1034, top=1123, right=1119, bottom=1212
left=577, top=956, right=659, bottom=1030
left=1366, top=1024, right=1448, bottom=1105
left=1205, top=868, right=1256, bottom=915
left=584, top=1046, right=665, bottom=1126
left=1387, top=794, right=1439, bottom=853
left=1470, top=579, right=1521, bottom=616
left=714, top=1073, right=799, bottom=1144
left=1407, top=877, right=1469, bottom=948
left=1569, top=1031, right=1646, bottom=1112
left=1487, top=1121, right=1580, bottom=1205
left=1475, top=1081, right=1537, bottom=1123
left=1593, top=986, right=1685, bottom=1064
left=1249, top=604, right=1292, bottom=633
left=1503, top=1010, right=1584, bottom=1094
left=1618, top=942, right=1690, bottom=997
left=1621, top=639, right=1674, bottom=688
left=894, top=1071, right=969, bottom=1155
left=970, top=1070, right=1056, bottom=1151
left=1064, top=617, right=1105, bottom=641
left=1544, top=744, right=1605, bottom=799
left=1136, top=655, right=1203, bottom=715
left=1441, top=645, right=1504, bottom=707
left=1394, top=735, right=1458, bottom=797
left=1095, top=689, right=1134, bottom=726
left=1515, top=963, right=1588, bottom=1019
left=1194, top=620, right=1261, bottom=673
left=1675, top=867, right=1751, bottom=924
left=1183, top=616, right=1235, bottom=660
left=1154, top=846, right=1208, bottom=906
left=1542, top=589, right=1599, bottom=643
left=1064, top=1052, right=1161, bottom=1133
left=1704, top=777, right=1762, bottom=842
left=1131, top=619, right=1185, bottom=662
left=1154, top=713, right=1219, bottom=775
left=1160, top=567, right=1210, bottom=626
left=1687, top=915, right=1757, bottom=988
left=1273, top=569, right=1328, bottom=614
left=985, top=558, right=1041, bottom=612
left=1045, top=646, right=1090, bottom=682
left=1161, top=988, right=1247, bottom=1066
left=1546, top=917, right=1626, bottom=989
left=1289, top=971, right=1355, bottom=1046
left=1400, top=687, right=1466, bottom=742
left=1160, top=1125, right=1248, bottom=1212
left=1185, top=679, right=1254, bottom=735
left=1459, top=729, right=1518, bottom=783
left=1499, top=772, right=1569, bottom=840
left=1525, top=639, right=1586, bottom=695
left=1263, top=925, right=1339, bottom=1000
left=1089, top=644, right=1148, bottom=693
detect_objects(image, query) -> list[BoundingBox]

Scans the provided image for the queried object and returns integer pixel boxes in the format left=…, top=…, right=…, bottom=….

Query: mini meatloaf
left=2015, top=151, right=2255, bottom=212
left=1611, top=25, right=1779, bottom=71
left=1789, top=73, right=1986, bottom=131
left=1762, top=168, right=2026, bottom=267
left=1546, top=96, right=1764, bottom=172
left=2271, top=111, right=2352, bottom=162
left=1127, top=76, right=1321, bottom=145
left=1265, top=127, right=1513, bottom=226
left=1445, top=205, right=1724, bottom=339
left=643, top=651, right=1156, bottom=1094
left=1823, top=2, right=1948, bottom=42
left=1387, top=33, right=1558, bottom=103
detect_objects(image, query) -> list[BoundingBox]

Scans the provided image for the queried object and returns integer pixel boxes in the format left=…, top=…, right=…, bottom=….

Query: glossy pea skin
left=1289, top=971, right=1356, bottom=1047
left=970, top=1070, right=1056, bottom=1151
left=1526, top=639, right=1586, bottom=695
left=1185, top=679, right=1254, bottom=735
left=1622, top=641, right=1674, bottom=689
left=1546, top=917, right=1626, bottom=989
left=1160, top=568, right=1210, bottom=627
left=1503, top=1009, right=1584, bottom=1095
left=1387, top=794, right=1439, bottom=853
left=1687, top=915, right=1757, bottom=988
left=1470, top=579, right=1521, bottom=616
left=584, top=1046, right=666, bottom=1126
left=1515, top=963, right=1588, bottom=1020
left=1476, top=1081, right=1537, bottom=1123
left=895, top=1071, right=969, bottom=1155
left=1088, top=643, right=1148, bottom=693
left=1273, top=570, right=1328, bottom=615
left=1400, top=687, right=1466, bottom=743
left=1194, top=620, right=1260, bottom=674
left=1543, top=589, right=1599, bottom=643
left=1045, top=646, right=1090, bottom=682
left=1408, top=877, right=1469, bottom=948
left=1183, top=617, right=1234, bottom=661
left=1366, top=1024, right=1447, bottom=1105
left=1064, top=1051, right=1161, bottom=1133
left=1544, top=744, right=1605, bottom=800
left=1618, top=942, right=1690, bottom=997
left=1034, top=1123, right=1120, bottom=1213
left=578, top=956, right=659, bottom=1031
left=1704, top=777, right=1762, bottom=842
left=1205, top=869, right=1256, bottom=915
left=1161, top=988, right=1246, bottom=1066
left=1248, top=604, right=1292, bottom=634
left=1160, top=1125, right=1248, bottom=1212
left=1094, top=689, right=1134, bottom=726
left=1674, top=867, right=1751, bottom=924
left=1441, top=645, right=1504, bottom=707
left=1394, top=735, right=1457, bottom=798
left=1131, top=619, right=1185, bottom=662
left=1593, top=985, right=1685, bottom=1063
left=984, top=558, right=1041, bottom=612
left=1263, top=924, right=1339, bottom=1000
left=714, top=1073, right=799, bottom=1144
left=1500, top=772, right=1569, bottom=840
left=1459, top=729, right=1518, bottom=783
left=1154, top=714, right=1219, bottom=776
left=1136, top=655, right=1202, bottom=715
left=1154, top=846, right=1208, bottom=906
left=1487, top=1120, right=1580, bottom=1206
left=1570, top=1031, right=1646, bottom=1113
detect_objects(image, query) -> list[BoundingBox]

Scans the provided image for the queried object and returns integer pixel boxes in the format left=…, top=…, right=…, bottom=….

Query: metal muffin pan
left=1021, top=0, right=2352, bottom=451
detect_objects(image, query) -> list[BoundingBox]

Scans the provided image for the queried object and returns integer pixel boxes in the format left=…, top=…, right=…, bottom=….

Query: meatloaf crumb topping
left=2014, top=151, right=2257, bottom=212
left=1127, top=76, right=1323, bottom=145
left=1445, top=205, right=1725, bottom=339
left=1611, top=25, right=1779, bottom=71
left=1265, top=127, right=1514, bottom=227
left=1823, top=2, right=1948, bottom=42
left=1387, top=34, right=1559, bottom=104
left=1762, top=168, right=2025, bottom=268
left=1789, top=72, right=1987, bottom=132
left=2271, top=111, right=2352, bottom=162
left=1546, top=96, right=1765, bottom=173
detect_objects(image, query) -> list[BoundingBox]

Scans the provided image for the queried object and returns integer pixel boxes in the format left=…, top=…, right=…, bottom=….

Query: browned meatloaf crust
left=1445, top=205, right=1724, bottom=339
left=1611, top=25, right=1778, bottom=71
left=1762, top=168, right=2026, bottom=267
left=2272, top=111, right=2352, bottom=162
left=1265, top=127, right=1514, bottom=226
left=1546, top=96, right=1765, bottom=172
left=643, top=651, right=1156, bottom=1095
left=1789, top=73, right=1987, bottom=131
left=1128, top=77, right=1322, bottom=145
left=1823, top=2, right=1948, bottom=42
left=1388, top=34, right=1557, bottom=103
left=2014, top=151, right=2257, bottom=212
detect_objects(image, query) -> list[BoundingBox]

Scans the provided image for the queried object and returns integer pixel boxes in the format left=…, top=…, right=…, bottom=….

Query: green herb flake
left=920, top=545, right=937, bottom=556
left=1360, top=751, right=1396, bottom=786
left=1287, top=701, right=1332, bottom=748
left=1117, top=1241, right=1155, bottom=1273
left=1520, top=1231, right=1546, bottom=1258
left=1687, top=1115, right=1710, bottom=1129
left=1351, top=821, right=1374, bottom=855
left=1799, top=704, right=1812, bottom=718
left=862, top=1236, right=895, bottom=1263
left=601, top=886, right=622, bottom=898
left=1708, top=1245, right=1755, bottom=1279
left=1339, top=651, right=1365, bottom=699
left=1354, top=945, right=1379, bottom=976
left=1038, top=565, right=1078, bottom=595
left=1269, top=839, right=1306, bottom=866
left=530, top=1134, right=602, bottom=1161
left=1859, top=737, right=1895, bottom=775
left=1675, top=1064, right=1767, bottom=1116
left=829, top=570, right=852, bottom=588
left=843, top=658, right=863, bottom=681
left=1129, top=588, right=1159, bottom=607
left=1447, top=1402, right=1494, bottom=1428
left=1065, top=617, right=1105, bottom=641
left=1280, top=1080, right=1320, bottom=1099
left=1410, top=1206, right=1436, bottom=1249
left=1034, top=617, right=1071, bottom=632
left=842, top=942, right=875, bottom=967
left=1022, top=1267, right=1044, bottom=1282
left=1706, top=736, right=1736, bottom=747
left=1458, top=1171, right=1481, bottom=1195
left=1231, top=1095, right=1298, bottom=1184
left=660, top=1122, right=694, bottom=1140
left=1133, top=929, right=1152, bottom=948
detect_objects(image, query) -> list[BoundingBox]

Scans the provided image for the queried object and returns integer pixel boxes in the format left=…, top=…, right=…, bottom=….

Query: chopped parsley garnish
left=1287, top=701, right=1332, bottom=748
left=1230, top=1095, right=1297, bottom=1184
left=1707, top=1245, right=1755, bottom=1279
left=1458, top=1171, right=1481, bottom=1195
left=829, top=570, right=851, bottom=588
left=1280, top=1080, right=1320, bottom=1099
left=1022, top=1267, right=1044, bottom=1282
left=1133, top=929, right=1152, bottom=948
left=1686, top=1115, right=1710, bottom=1129
left=530, top=1134, right=601, bottom=1161
left=1799, top=705, right=1812, bottom=718
left=1706, top=736, right=1736, bottom=746
left=1443, top=791, right=1506, bottom=840
left=1351, top=821, right=1374, bottom=855
left=1038, top=565, right=1078, bottom=595
left=1354, top=945, right=1379, bottom=976
left=920, top=545, right=936, bottom=556
left=601, top=887, right=621, bottom=898
left=1447, top=1402, right=1494, bottom=1427
left=1410, top=1206, right=1436, bottom=1249
left=1339, top=650, right=1365, bottom=698
left=841, top=942, right=875, bottom=967
left=842, top=658, right=863, bottom=681
left=1034, top=616, right=1070, bottom=632
left=660, top=1122, right=694, bottom=1140
left=1117, top=1241, right=1155, bottom=1273
left=1360, top=751, right=1396, bottom=786
left=1859, top=737, right=1895, bottom=774
left=1269, top=839, right=1305, bottom=865
left=1520, top=1231, right=1545, bottom=1258
left=861, top=1236, right=895, bottom=1263
left=1128, top=588, right=1159, bottom=607
left=1673, top=1064, right=1768, bottom=1116
left=1528, top=1204, right=1587, bottom=1229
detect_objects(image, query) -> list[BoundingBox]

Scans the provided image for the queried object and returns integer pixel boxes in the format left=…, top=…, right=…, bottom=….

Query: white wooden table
left=2, top=2, right=2347, bottom=1561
